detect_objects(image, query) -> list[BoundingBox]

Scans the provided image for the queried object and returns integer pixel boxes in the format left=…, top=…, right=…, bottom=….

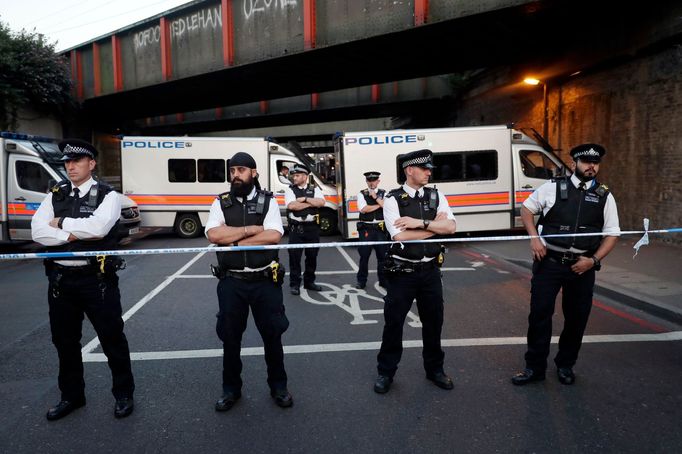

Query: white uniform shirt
left=284, top=185, right=324, bottom=222
left=204, top=187, right=284, bottom=237
left=383, top=184, right=456, bottom=262
left=356, top=188, right=385, bottom=223
left=523, top=174, right=621, bottom=252
left=31, top=177, right=122, bottom=265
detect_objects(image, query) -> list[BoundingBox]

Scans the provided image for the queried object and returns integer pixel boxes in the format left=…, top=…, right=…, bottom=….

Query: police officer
left=374, top=149, right=457, bottom=394
left=285, top=164, right=326, bottom=295
left=511, top=143, right=620, bottom=386
left=31, top=139, right=135, bottom=420
left=355, top=171, right=388, bottom=289
left=206, top=152, right=292, bottom=410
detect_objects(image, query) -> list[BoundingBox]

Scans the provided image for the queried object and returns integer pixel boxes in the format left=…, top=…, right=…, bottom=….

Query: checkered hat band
left=574, top=148, right=600, bottom=158
left=64, top=145, right=94, bottom=157
left=402, top=156, right=431, bottom=168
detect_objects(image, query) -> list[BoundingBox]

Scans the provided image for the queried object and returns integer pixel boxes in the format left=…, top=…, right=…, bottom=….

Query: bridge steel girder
left=73, top=0, right=682, bottom=127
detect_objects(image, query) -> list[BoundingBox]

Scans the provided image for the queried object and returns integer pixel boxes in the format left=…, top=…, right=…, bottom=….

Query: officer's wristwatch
left=423, top=219, right=431, bottom=230
left=591, top=256, right=601, bottom=267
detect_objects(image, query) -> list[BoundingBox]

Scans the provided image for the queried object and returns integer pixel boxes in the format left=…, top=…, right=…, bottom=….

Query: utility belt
left=44, top=255, right=126, bottom=276
left=544, top=249, right=597, bottom=268
left=382, top=254, right=443, bottom=274
left=210, top=262, right=285, bottom=286
left=44, top=256, right=125, bottom=299
left=288, top=215, right=320, bottom=226
left=357, top=221, right=385, bottom=232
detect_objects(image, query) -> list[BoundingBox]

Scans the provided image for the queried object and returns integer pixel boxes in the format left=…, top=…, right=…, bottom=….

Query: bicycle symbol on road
left=300, top=282, right=422, bottom=327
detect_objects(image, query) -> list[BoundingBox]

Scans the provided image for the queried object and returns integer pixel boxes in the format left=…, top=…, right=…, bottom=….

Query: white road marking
left=174, top=267, right=474, bottom=279
left=81, top=249, right=212, bottom=354
left=336, top=246, right=359, bottom=271
left=81, top=331, right=682, bottom=362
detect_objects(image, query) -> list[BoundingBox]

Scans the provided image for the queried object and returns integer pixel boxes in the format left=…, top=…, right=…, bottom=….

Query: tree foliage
left=0, top=20, right=74, bottom=130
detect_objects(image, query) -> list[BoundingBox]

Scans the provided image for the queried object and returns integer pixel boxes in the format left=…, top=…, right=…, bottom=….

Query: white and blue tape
left=1, top=219, right=680, bottom=261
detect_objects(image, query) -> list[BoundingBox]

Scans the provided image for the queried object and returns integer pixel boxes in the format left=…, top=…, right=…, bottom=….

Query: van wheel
left=319, top=210, right=338, bottom=236
left=174, top=213, right=201, bottom=239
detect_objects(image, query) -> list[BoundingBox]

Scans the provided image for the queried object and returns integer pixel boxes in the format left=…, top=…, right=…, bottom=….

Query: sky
left=0, top=0, right=192, bottom=51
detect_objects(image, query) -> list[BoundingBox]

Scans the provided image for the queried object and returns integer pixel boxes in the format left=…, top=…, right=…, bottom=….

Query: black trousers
left=525, top=258, right=596, bottom=372
left=288, top=223, right=320, bottom=288
left=356, top=227, right=388, bottom=286
left=216, top=276, right=289, bottom=393
left=377, top=266, right=445, bottom=378
left=47, top=268, right=134, bottom=401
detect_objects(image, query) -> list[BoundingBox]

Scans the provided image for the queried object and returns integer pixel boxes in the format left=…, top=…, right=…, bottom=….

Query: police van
left=0, top=132, right=141, bottom=243
left=334, top=125, right=566, bottom=239
left=120, top=136, right=339, bottom=238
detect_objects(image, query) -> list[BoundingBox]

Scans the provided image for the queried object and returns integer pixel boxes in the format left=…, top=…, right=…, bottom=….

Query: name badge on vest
left=584, top=194, right=600, bottom=203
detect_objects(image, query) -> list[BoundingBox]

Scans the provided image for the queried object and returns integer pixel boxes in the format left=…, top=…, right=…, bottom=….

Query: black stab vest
left=216, top=190, right=278, bottom=270
left=388, top=187, right=442, bottom=261
left=287, top=184, right=319, bottom=220
left=47, top=180, right=120, bottom=260
left=538, top=178, right=609, bottom=252
left=358, top=189, right=385, bottom=222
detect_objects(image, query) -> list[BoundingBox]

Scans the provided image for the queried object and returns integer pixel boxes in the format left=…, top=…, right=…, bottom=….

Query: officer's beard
left=230, top=175, right=254, bottom=197
left=574, top=166, right=596, bottom=182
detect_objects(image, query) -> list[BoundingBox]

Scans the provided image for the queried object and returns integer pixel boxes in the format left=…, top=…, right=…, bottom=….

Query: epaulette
left=551, top=175, right=569, bottom=183
left=51, top=180, right=71, bottom=201
left=361, top=189, right=369, bottom=196
left=594, top=183, right=610, bottom=197
left=387, top=188, right=406, bottom=199
left=218, top=191, right=233, bottom=209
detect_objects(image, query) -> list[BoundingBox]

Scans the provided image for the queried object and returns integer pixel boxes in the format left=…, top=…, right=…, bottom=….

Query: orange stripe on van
left=8, top=203, right=38, bottom=216
left=515, top=190, right=534, bottom=203
left=128, top=195, right=216, bottom=206
left=446, top=192, right=510, bottom=207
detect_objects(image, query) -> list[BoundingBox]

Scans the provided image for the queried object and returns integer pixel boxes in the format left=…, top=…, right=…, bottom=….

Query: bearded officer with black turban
left=206, top=152, right=293, bottom=411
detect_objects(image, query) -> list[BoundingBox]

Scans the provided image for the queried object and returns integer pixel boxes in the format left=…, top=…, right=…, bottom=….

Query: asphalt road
left=1, top=233, right=680, bottom=453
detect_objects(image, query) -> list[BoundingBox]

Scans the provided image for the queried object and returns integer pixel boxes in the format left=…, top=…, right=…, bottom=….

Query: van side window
left=198, top=159, right=226, bottom=183
left=519, top=150, right=558, bottom=179
left=168, top=159, right=196, bottom=183
left=16, top=161, right=53, bottom=193
left=428, top=150, right=498, bottom=183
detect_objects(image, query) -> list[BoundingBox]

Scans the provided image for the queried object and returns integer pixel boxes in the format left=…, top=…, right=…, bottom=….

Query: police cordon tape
left=1, top=220, right=680, bottom=261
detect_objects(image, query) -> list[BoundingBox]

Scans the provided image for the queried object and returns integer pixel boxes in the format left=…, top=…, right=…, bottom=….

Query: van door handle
left=14, top=196, right=26, bottom=201
left=276, top=190, right=285, bottom=193
left=522, top=185, right=533, bottom=189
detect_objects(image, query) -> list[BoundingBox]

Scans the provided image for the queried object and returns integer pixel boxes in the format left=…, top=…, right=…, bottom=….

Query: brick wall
left=454, top=46, right=682, bottom=244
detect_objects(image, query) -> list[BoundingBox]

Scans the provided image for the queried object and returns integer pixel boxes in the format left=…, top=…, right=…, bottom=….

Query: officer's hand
left=571, top=256, right=594, bottom=275
left=394, top=216, right=422, bottom=231
left=49, top=218, right=61, bottom=228
left=530, top=238, right=546, bottom=261
left=435, top=212, right=448, bottom=221
left=67, top=234, right=78, bottom=242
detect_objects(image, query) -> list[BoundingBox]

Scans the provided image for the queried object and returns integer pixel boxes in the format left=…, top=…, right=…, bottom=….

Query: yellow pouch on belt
left=96, top=255, right=107, bottom=273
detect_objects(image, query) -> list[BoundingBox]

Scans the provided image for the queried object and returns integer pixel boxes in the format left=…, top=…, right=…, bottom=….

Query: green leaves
left=0, top=21, right=74, bottom=130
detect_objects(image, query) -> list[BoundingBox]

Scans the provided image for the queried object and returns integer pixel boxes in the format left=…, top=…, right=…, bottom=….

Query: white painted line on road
left=81, top=331, right=682, bottom=362
left=173, top=267, right=475, bottom=279
left=81, top=249, right=212, bottom=355
left=336, top=246, right=359, bottom=272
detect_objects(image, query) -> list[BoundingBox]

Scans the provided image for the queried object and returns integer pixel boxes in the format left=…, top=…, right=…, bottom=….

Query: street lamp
left=524, top=77, right=548, bottom=140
